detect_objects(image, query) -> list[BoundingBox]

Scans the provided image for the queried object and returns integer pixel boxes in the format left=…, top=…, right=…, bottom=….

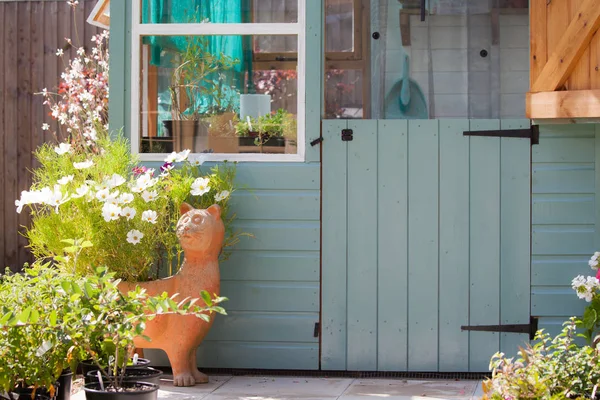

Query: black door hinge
left=461, top=316, right=538, bottom=341
left=464, top=125, right=539, bottom=145
left=314, top=322, right=320, bottom=338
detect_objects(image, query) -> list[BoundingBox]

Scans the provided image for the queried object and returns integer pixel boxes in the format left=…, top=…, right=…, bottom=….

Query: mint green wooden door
left=322, top=119, right=532, bottom=372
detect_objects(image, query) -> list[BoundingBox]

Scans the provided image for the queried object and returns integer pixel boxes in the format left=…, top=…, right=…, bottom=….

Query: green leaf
left=61, top=281, right=72, bottom=293
left=63, top=246, right=78, bottom=254
left=49, top=310, right=57, bottom=327
left=29, top=308, right=40, bottom=324
left=80, top=240, right=93, bottom=248
left=18, top=308, right=32, bottom=324
left=583, top=307, right=597, bottom=329
left=0, top=311, right=14, bottom=326
left=196, top=314, right=210, bottom=322
left=60, top=239, right=75, bottom=245
left=200, top=291, right=212, bottom=306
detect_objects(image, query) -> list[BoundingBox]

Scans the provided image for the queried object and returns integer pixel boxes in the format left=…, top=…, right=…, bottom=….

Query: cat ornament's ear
left=180, top=202, right=194, bottom=215
left=207, top=204, right=221, bottom=219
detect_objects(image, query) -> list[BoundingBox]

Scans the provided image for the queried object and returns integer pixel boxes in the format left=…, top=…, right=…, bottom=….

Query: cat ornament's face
left=176, top=203, right=225, bottom=255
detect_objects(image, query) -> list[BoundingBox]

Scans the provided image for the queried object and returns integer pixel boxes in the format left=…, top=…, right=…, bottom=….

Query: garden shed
left=1, top=0, right=596, bottom=374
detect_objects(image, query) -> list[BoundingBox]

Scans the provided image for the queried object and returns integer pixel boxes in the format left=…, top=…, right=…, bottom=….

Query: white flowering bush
left=16, top=17, right=241, bottom=282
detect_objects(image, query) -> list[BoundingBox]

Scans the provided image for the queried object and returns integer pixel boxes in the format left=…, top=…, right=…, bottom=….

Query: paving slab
left=206, top=376, right=354, bottom=399
left=340, top=379, right=479, bottom=400
left=158, top=375, right=233, bottom=400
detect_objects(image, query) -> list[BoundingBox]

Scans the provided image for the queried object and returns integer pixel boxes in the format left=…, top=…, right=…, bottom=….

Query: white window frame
left=130, top=0, right=306, bottom=162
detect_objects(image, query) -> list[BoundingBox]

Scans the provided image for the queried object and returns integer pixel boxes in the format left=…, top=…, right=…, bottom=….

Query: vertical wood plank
left=567, top=0, right=590, bottom=90
left=0, top=2, right=6, bottom=268
left=590, top=32, right=600, bottom=89
left=377, top=120, right=408, bottom=371
left=31, top=1, right=45, bottom=171
left=44, top=1, right=59, bottom=138
left=530, top=0, right=547, bottom=88
left=17, top=1, right=33, bottom=266
left=438, top=119, right=470, bottom=372
left=321, top=119, right=348, bottom=371
left=546, top=0, right=569, bottom=89
left=108, top=0, right=127, bottom=135
left=304, top=0, right=322, bottom=163
left=499, top=119, right=532, bottom=358
left=346, top=119, right=378, bottom=371
left=469, top=120, right=501, bottom=372
left=407, top=120, right=439, bottom=371
left=4, top=2, right=18, bottom=270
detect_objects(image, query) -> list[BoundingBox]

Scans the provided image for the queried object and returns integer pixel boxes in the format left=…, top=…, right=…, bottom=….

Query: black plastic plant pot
left=83, top=382, right=158, bottom=400
left=86, top=367, right=163, bottom=386
left=8, top=388, right=51, bottom=400
left=81, top=359, right=151, bottom=383
left=57, top=369, right=74, bottom=400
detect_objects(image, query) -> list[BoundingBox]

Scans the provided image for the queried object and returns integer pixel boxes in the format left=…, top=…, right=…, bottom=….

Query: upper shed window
left=328, top=0, right=530, bottom=120
left=132, top=0, right=305, bottom=161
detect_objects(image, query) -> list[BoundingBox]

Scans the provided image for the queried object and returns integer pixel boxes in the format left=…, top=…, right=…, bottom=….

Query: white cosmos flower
left=72, top=184, right=90, bottom=199
left=74, top=160, right=93, bottom=169
left=58, top=175, right=74, bottom=185
left=190, top=177, right=211, bottom=196
left=127, top=230, right=144, bottom=245
left=141, top=210, right=158, bottom=224
left=590, top=252, right=600, bottom=269
left=107, top=173, right=126, bottom=188
left=42, top=123, right=50, bottom=131
left=54, top=143, right=71, bottom=155
left=102, top=203, right=122, bottom=222
left=165, top=152, right=178, bottom=163
left=175, top=149, right=191, bottom=162
left=573, top=275, right=595, bottom=302
left=95, top=188, right=110, bottom=202
left=105, top=193, right=121, bottom=206
left=130, top=181, right=145, bottom=193
left=188, top=154, right=207, bottom=166
left=141, top=190, right=158, bottom=203
left=214, top=190, right=230, bottom=202
left=119, top=193, right=134, bottom=204
left=47, top=185, right=70, bottom=213
left=15, top=189, right=50, bottom=213
left=120, top=207, right=137, bottom=220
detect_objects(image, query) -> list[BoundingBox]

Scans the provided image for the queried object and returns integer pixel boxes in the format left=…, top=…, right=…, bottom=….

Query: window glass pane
left=139, top=35, right=298, bottom=155
left=254, top=37, right=298, bottom=54
left=141, top=0, right=298, bottom=24
left=325, top=69, right=364, bottom=119
left=324, top=0, right=530, bottom=120
left=326, top=0, right=355, bottom=53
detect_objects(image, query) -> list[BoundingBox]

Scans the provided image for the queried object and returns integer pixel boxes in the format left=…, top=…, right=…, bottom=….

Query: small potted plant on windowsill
left=235, top=109, right=293, bottom=154
left=164, top=34, right=241, bottom=153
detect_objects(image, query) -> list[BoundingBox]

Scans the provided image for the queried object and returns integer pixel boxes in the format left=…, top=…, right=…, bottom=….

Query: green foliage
left=20, top=133, right=240, bottom=281
left=0, top=254, right=226, bottom=392
left=483, top=319, right=600, bottom=400
left=169, top=34, right=240, bottom=120
left=234, top=109, right=296, bottom=145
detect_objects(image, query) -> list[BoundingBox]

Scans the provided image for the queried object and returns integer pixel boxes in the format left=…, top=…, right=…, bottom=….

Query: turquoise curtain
left=141, top=0, right=250, bottom=133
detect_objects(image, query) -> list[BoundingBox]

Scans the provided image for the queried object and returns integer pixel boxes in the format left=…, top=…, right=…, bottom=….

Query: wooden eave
left=87, top=0, right=110, bottom=30
left=527, top=0, right=600, bottom=119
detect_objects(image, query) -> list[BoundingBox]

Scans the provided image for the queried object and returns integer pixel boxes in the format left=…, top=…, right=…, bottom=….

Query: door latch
left=341, top=129, right=353, bottom=141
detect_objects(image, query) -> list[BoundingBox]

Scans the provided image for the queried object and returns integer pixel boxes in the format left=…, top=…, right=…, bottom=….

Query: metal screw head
left=372, top=32, right=380, bottom=40
left=480, top=49, right=488, bottom=58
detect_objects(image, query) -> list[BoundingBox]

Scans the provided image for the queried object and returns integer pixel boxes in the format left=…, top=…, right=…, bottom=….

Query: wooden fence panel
left=0, top=1, right=103, bottom=271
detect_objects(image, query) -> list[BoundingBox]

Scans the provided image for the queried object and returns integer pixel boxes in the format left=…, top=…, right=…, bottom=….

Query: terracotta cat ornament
left=119, top=203, right=224, bottom=387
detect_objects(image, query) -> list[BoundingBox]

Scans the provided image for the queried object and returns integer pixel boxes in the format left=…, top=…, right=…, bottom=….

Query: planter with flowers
left=15, top=6, right=245, bottom=388
left=235, top=109, right=296, bottom=154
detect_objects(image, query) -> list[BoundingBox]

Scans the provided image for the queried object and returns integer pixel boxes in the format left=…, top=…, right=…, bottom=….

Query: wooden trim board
left=526, top=89, right=600, bottom=119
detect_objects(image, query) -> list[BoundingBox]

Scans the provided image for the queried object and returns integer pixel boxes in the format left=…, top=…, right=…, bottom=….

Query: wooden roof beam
left=526, top=89, right=600, bottom=119
left=531, top=0, right=600, bottom=93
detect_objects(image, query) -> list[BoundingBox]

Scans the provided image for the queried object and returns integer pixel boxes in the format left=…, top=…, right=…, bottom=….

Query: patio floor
left=72, top=375, right=484, bottom=400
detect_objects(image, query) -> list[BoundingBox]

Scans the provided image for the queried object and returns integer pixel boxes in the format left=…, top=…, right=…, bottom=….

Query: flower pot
left=238, top=134, right=285, bottom=154
left=86, top=367, right=163, bottom=386
left=162, top=120, right=209, bottom=153
left=57, top=369, right=74, bottom=400
left=9, top=388, right=51, bottom=400
left=81, top=359, right=151, bottom=383
left=83, top=382, right=158, bottom=400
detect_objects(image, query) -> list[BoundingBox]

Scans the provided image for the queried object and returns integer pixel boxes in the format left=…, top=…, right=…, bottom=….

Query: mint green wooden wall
left=532, top=124, right=600, bottom=337
left=108, top=1, right=324, bottom=369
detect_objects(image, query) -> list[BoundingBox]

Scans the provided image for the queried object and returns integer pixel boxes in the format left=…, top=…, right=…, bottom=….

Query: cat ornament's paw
left=173, top=373, right=196, bottom=387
